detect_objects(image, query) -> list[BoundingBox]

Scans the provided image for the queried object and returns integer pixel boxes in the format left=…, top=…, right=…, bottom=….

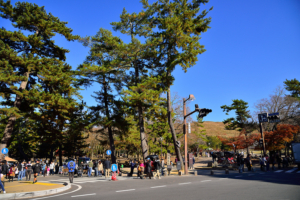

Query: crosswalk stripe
left=285, top=168, right=297, bottom=173
left=274, top=170, right=283, bottom=173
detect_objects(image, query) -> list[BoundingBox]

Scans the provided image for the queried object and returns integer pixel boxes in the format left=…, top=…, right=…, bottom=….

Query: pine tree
left=141, top=0, right=212, bottom=166
left=221, top=99, right=256, bottom=155
left=111, top=8, right=165, bottom=161
left=78, top=28, right=127, bottom=163
left=0, top=1, right=79, bottom=159
left=284, top=78, right=300, bottom=101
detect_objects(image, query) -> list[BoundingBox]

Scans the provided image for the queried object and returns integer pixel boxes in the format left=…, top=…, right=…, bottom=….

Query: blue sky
left=1, top=0, right=300, bottom=122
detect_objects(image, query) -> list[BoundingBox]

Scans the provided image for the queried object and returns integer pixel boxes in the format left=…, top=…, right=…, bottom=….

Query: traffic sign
left=188, top=123, right=191, bottom=134
left=258, top=113, right=268, bottom=123
left=111, top=164, right=118, bottom=172
left=1, top=148, right=8, bottom=154
left=106, top=150, right=111, bottom=155
left=268, top=112, right=279, bottom=116
left=176, top=141, right=181, bottom=148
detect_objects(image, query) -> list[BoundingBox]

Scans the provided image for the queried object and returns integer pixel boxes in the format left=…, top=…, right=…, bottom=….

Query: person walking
left=97, top=161, right=103, bottom=177
left=22, top=161, right=26, bottom=179
left=276, top=153, right=281, bottom=169
left=153, top=158, right=161, bottom=179
left=67, top=159, right=76, bottom=183
left=161, top=159, right=165, bottom=176
left=104, top=157, right=111, bottom=179
left=0, top=168, right=6, bottom=194
left=33, top=160, right=42, bottom=183
left=47, top=165, right=50, bottom=176
left=87, top=160, right=93, bottom=177
left=17, top=161, right=24, bottom=181
left=130, top=160, right=136, bottom=176
left=41, top=162, right=46, bottom=177
left=94, top=160, right=98, bottom=177
left=49, top=162, right=55, bottom=176
left=26, top=161, right=32, bottom=181
left=8, top=164, right=16, bottom=182
left=1, top=161, right=8, bottom=180
left=145, top=159, right=152, bottom=179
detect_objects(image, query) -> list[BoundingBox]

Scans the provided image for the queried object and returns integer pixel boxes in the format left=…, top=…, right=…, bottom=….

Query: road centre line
left=151, top=185, right=166, bottom=188
left=179, top=182, right=191, bottom=185
left=31, top=184, right=82, bottom=200
left=201, top=180, right=211, bottom=182
left=285, top=168, right=297, bottom=173
left=71, top=193, right=96, bottom=198
left=275, top=170, right=283, bottom=173
left=116, top=189, right=136, bottom=192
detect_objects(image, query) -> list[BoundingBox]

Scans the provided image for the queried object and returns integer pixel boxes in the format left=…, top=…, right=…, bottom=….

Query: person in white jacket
left=49, top=162, right=55, bottom=176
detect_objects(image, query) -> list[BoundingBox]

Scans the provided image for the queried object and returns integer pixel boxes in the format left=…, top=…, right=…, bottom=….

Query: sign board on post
left=167, top=153, right=171, bottom=165
left=258, top=113, right=268, bottom=123
left=106, top=150, right=111, bottom=156
left=1, top=148, right=8, bottom=155
left=111, top=164, right=118, bottom=172
left=188, top=123, right=191, bottom=134
left=259, top=138, right=263, bottom=145
left=175, top=141, right=181, bottom=148
left=188, top=153, right=193, bottom=168
left=176, top=161, right=181, bottom=171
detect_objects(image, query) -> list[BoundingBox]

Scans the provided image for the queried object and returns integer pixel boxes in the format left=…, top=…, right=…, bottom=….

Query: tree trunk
left=59, top=144, right=63, bottom=166
left=167, top=85, right=184, bottom=168
left=0, top=73, right=29, bottom=160
left=139, top=106, right=149, bottom=161
left=108, top=126, right=116, bottom=163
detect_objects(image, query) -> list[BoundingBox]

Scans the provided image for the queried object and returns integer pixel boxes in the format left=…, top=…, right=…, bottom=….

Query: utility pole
left=183, top=98, right=188, bottom=175
left=259, top=122, right=266, bottom=155
left=183, top=94, right=212, bottom=175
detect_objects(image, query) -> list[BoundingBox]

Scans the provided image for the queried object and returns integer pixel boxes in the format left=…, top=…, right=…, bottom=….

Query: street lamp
left=183, top=94, right=212, bottom=175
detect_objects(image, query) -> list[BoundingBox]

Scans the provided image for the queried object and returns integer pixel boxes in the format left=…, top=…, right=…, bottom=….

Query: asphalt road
left=27, top=167, right=300, bottom=200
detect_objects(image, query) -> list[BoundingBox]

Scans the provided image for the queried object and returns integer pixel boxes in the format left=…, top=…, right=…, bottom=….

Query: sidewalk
left=2, top=180, right=64, bottom=193
left=0, top=177, right=70, bottom=199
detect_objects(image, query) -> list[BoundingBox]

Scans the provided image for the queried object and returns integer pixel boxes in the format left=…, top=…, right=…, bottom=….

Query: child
left=47, top=165, right=50, bottom=176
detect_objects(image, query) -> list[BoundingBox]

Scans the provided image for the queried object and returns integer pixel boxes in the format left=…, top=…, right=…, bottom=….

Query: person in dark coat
left=33, top=160, right=42, bottom=183
left=1, top=161, right=8, bottom=179
left=145, top=159, right=152, bottom=179
left=104, top=157, right=111, bottom=179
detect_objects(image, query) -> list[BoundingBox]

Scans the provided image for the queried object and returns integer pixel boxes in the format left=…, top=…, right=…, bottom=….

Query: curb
left=1, top=182, right=71, bottom=200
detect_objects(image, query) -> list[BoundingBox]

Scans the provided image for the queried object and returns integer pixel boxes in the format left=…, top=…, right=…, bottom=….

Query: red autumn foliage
left=219, top=130, right=260, bottom=150
left=264, top=124, right=300, bottom=151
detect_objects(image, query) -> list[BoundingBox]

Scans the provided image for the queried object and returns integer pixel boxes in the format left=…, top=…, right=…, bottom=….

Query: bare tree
left=254, top=86, right=300, bottom=131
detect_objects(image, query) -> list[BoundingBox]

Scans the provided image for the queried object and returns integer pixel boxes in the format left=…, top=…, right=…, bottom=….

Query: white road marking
left=275, top=170, right=283, bottom=173
left=285, top=168, right=297, bottom=173
left=179, top=182, right=191, bottom=185
left=201, top=180, right=211, bottom=182
left=71, top=193, right=96, bottom=198
left=75, top=180, right=107, bottom=184
left=151, top=185, right=166, bottom=188
left=31, top=184, right=82, bottom=200
left=219, top=178, right=228, bottom=180
left=116, top=189, right=136, bottom=192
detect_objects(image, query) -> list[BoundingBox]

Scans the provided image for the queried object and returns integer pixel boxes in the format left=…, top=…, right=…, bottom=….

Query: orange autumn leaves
left=218, top=130, right=260, bottom=150
left=219, top=124, right=300, bottom=151
left=264, top=124, right=300, bottom=151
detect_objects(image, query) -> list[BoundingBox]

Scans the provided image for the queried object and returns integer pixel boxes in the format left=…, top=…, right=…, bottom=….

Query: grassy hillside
left=199, top=121, right=240, bottom=137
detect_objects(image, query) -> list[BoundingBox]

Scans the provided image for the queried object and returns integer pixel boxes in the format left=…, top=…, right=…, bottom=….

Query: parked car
left=145, top=155, right=159, bottom=161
